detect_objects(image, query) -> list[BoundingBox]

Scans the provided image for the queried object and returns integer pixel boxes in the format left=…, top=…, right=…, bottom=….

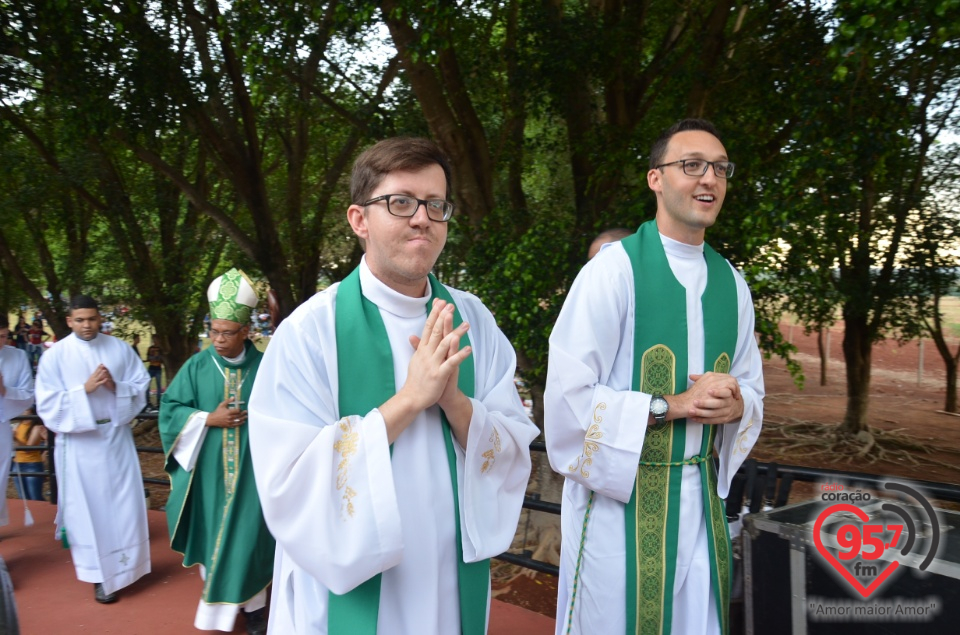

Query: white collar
left=220, top=348, right=247, bottom=365
left=660, top=232, right=705, bottom=259
left=358, top=256, right=431, bottom=319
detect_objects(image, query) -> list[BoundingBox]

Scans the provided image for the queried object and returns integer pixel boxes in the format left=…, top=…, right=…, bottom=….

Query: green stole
left=622, top=220, right=736, bottom=635
left=329, top=266, right=490, bottom=635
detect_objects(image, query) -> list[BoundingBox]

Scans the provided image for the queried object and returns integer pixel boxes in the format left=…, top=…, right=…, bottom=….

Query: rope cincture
left=564, top=490, right=595, bottom=635
left=637, top=454, right=709, bottom=468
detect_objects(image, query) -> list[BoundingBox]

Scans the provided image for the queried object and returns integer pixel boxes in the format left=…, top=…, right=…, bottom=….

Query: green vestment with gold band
left=621, top=220, right=737, bottom=635
left=328, top=266, right=490, bottom=635
left=160, top=340, right=275, bottom=604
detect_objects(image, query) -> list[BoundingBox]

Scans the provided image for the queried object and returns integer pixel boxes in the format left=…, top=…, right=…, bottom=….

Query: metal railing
left=490, top=444, right=960, bottom=578
left=9, top=412, right=167, bottom=502
left=12, top=416, right=960, bottom=580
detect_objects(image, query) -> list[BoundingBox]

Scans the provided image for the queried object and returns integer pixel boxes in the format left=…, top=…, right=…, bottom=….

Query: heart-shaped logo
left=813, top=503, right=900, bottom=599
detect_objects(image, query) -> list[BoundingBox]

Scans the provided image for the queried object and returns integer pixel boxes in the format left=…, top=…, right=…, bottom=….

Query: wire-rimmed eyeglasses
left=655, top=159, right=735, bottom=179
left=360, top=194, right=455, bottom=222
left=209, top=328, right=242, bottom=340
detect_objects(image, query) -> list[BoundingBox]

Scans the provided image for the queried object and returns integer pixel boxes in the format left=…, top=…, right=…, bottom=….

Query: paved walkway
left=0, top=499, right=555, bottom=634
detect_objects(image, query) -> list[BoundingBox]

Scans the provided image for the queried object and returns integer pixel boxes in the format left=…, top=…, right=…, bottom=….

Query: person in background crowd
left=0, top=315, right=37, bottom=522
left=160, top=269, right=274, bottom=635
left=14, top=415, right=47, bottom=501
left=587, top=227, right=633, bottom=260
left=146, top=337, right=165, bottom=410
left=15, top=316, right=30, bottom=352
left=35, top=294, right=151, bottom=604
left=27, top=319, right=48, bottom=369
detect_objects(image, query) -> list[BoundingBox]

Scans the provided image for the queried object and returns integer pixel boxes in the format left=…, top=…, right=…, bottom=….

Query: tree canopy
left=2, top=0, right=959, bottom=431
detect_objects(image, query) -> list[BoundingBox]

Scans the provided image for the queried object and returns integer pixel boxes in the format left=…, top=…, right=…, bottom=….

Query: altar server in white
left=545, top=119, right=764, bottom=635
left=249, top=137, right=538, bottom=635
left=0, top=315, right=36, bottom=527
left=36, top=295, right=151, bottom=604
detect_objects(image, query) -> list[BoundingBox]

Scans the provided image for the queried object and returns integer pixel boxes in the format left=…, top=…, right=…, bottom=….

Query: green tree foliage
left=774, top=0, right=960, bottom=433
left=2, top=0, right=960, bottom=438
left=380, top=0, right=827, bottom=424
left=2, top=0, right=411, bottom=325
left=0, top=93, right=229, bottom=373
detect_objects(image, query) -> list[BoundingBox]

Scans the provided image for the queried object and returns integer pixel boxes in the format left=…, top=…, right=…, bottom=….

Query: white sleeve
left=248, top=292, right=403, bottom=595
left=544, top=248, right=649, bottom=504
left=715, top=266, right=765, bottom=497
left=0, top=348, right=35, bottom=422
left=108, top=339, right=150, bottom=427
left=35, top=348, right=98, bottom=434
left=171, top=411, right=210, bottom=472
left=454, top=292, right=539, bottom=562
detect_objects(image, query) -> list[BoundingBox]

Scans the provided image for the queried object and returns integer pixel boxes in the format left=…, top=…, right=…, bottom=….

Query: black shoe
left=94, top=583, right=117, bottom=604
left=245, top=607, right=267, bottom=635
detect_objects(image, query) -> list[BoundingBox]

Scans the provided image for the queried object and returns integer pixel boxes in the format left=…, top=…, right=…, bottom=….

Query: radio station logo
left=808, top=480, right=943, bottom=623
left=814, top=481, right=940, bottom=598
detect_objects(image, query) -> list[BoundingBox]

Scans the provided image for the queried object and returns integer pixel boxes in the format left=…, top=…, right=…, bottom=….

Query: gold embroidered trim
left=635, top=344, right=676, bottom=632
left=735, top=418, right=755, bottom=455
left=481, top=429, right=502, bottom=474
left=569, top=403, right=606, bottom=478
left=593, top=402, right=606, bottom=423
left=333, top=417, right=359, bottom=519
left=705, top=425, right=732, bottom=632
left=640, top=344, right=675, bottom=395
left=714, top=352, right=731, bottom=374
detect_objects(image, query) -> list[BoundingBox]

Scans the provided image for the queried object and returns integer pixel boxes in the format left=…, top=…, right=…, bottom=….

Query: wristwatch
left=650, top=393, right=669, bottom=425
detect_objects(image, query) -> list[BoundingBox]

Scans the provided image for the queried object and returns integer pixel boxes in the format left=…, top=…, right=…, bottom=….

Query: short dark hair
left=70, top=294, right=100, bottom=312
left=0, top=316, right=8, bottom=330
left=350, top=137, right=453, bottom=204
left=649, top=118, right=723, bottom=170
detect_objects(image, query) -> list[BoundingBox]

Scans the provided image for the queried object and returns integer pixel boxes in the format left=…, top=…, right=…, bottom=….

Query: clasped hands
left=667, top=371, right=744, bottom=425
left=401, top=298, right=471, bottom=413
left=84, top=364, right=116, bottom=393
left=381, top=298, right=472, bottom=445
left=207, top=399, right=247, bottom=428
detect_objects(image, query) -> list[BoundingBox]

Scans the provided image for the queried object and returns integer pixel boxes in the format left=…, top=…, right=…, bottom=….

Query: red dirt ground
left=756, top=324, right=960, bottom=486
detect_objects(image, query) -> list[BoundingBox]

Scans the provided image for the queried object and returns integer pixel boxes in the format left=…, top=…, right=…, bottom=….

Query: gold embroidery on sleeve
left=735, top=418, right=755, bottom=455
left=593, top=402, right=606, bottom=423
left=481, top=429, right=502, bottom=474
left=569, top=403, right=606, bottom=478
left=333, top=417, right=359, bottom=519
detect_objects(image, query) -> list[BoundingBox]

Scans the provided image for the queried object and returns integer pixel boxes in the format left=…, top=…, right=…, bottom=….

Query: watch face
left=651, top=397, right=668, bottom=416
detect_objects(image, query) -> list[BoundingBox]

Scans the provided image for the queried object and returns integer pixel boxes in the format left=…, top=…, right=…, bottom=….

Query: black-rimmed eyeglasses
left=655, top=159, right=735, bottom=179
left=360, top=194, right=455, bottom=222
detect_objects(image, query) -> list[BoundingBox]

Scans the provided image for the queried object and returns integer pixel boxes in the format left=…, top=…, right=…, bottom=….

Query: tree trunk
left=529, top=382, right=545, bottom=434
left=927, top=314, right=959, bottom=413
left=515, top=349, right=544, bottom=433
left=944, top=356, right=957, bottom=413
left=840, top=317, right=872, bottom=434
left=817, top=328, right=828, bottom=386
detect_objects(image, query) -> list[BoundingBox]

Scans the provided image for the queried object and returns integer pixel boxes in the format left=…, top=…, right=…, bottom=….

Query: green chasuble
left=621, top=220, right=737, bottom=635
left=159, top=340, right=275, bottom=604
left=327, top=266, right=489, bottom=635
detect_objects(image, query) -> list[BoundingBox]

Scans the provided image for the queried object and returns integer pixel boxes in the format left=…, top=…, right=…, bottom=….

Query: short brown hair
left=649, top=119, right=723, bottom=170
left=350, top=137, right=453, bottom=204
